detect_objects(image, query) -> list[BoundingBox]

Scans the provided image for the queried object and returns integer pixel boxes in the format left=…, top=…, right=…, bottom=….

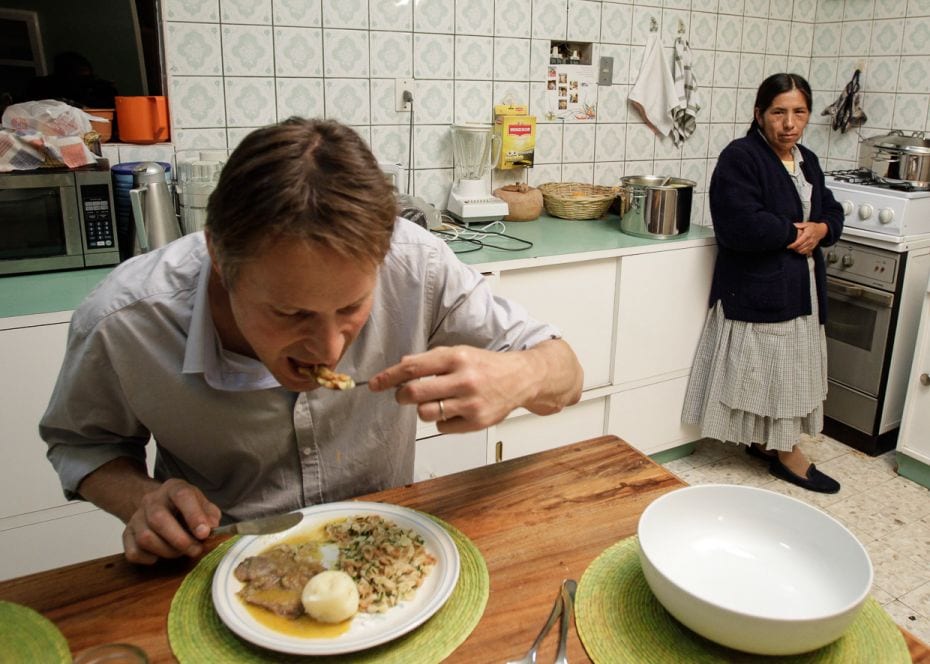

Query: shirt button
left=302, top=448, right=312, bottom=456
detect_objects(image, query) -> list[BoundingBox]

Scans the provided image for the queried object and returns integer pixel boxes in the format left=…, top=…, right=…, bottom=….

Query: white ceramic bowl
left=637, top=484, right=873, bottom=655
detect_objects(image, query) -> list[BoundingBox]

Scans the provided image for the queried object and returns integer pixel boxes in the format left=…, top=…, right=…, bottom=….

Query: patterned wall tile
left=527, top=163, right=563, bottom=186
left=594, top=123, right=625, bottom=163
left=653, top=158, right=682, bottom=177
left=660, top=8, right=688, bottom=46
left=816, top=1, right=844, bottom=22
left=568, top=0, right=602, bottom=42
left=596, top=84, right=629, bottom=123
left=738, top=53, right=764, bottom=89
left=169, top=76, right=227, bottom=128
left=414, top=169, right=454, bottom=208
left=225, top=126, right=256, bottom=151
left=593, top=161, right=623, bottom=186
left=222, top=26, right=274, bottom=76
left=322, top=0, right=367, bottom=28
left=324, top=29, right=370, bottom=77
left=840, top=21, right=872, bottom=57
left=456, top=0, right=494, bottom=35
left=765, top=20, right=790, bottom=55
left=495, top=0, right=532, bottom=38
left=493, top=38, right=531, bottom=81
left=493, top=81, right=531, bottom=107
left=533, top=0, right=567, bottom=39
left=370, top=0, right=410, bottom=30
left=692, top=0, right=720, bottom=13
left=455, top=36, right=494, bottom=80
left=600, top=3, right=632, bottom=45
left=874, top=0, right=906, bottom=18
left=898, top=57, right=930, bottom=95
left=789, top=21, right=813, bottom=57
left=414, top=124, right=453, bottom=168
left=165, top=23, right=222, bottom=76
left=274, top=27, right=323, bottom=77
left=893, top=93, right=930, bottom=131
left=902, top=16, right=930, bottom=54
left=862, top=92, right=894, bottom=129
left=369, top=125, right=411, bottom=169
left=844, top=0, right=875, bottom=19
left=172, top=128, right=227, bottom=152
left=630, top=6, right=659, bottom=46
left=909, top=0, right=930, bottom=15
left=164, top=0, right=219, bottom=22
left=744, top=0, right=769, bottom=18
left=707, top=123, right=735, bottom=158
left=224, top=77, right=276, bottom=126
left=763, top=54, right=788, bottom=77
left=598, top=44, right=631, bottom=85
left=529, top=38, right=551, bottom=82
left=562, top=162, right=594, bottom=182
left=812, top=22, right=841, bottom=57
left=793, top=2, right=816, bottom=21
left=535, top=123, right=564, bottom=163
left=713, top=51, right=740, bottom=87
left=454, top=81, right=494, bottom=123
left=717, top=0, right=745, bottom=15
left=690, top=12, right=718, bottom=51
left=870, top=19, right=904, bottom=57
left=324, top=78, right=371, bottom=124
left=221, top=0, right=271, bottom=24
left=414, top=34, right=455, bottom=79
left=369, top=31, right=413, bottom=78
left=682, top=124, right=710, bottom=160
left=415, top=0, right=455, bottom=34
left=863, top=56, right=899, bottom=92
left=626, top=123, right=656, bottom=162
left=413, top=80, right=454, bottom=124
left=710, top=87, right=737, bottom=123
left=740, top=17, right=767, bottom=54
left=275, top=77, right=324, bottom=119
left=272, top=0, right=321, bottom=27
left=715, top=15, right=743, bottom=52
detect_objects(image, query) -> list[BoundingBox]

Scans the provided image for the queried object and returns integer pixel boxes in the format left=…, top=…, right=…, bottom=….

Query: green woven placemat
left=575, top=536, right=910, bottom=664
left=168, top=514, right=488, bottom=663
left=0, top=600, right=71, bottom=663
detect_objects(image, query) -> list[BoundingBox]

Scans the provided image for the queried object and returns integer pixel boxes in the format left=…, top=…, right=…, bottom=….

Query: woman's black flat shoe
left=745, top=444, right=777, bottom=461
left=769, top=457, right=841, bottom=494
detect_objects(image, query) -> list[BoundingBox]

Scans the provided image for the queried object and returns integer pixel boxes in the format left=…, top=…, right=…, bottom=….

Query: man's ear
left=204, top=230, right=225, bottom=282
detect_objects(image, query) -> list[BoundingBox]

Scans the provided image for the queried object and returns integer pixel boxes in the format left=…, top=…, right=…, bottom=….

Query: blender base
left=446, top=179, right=509, bottom=224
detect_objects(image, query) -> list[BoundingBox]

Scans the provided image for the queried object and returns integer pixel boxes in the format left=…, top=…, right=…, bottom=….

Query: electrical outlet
left=395, top=79, right=413, bottom=112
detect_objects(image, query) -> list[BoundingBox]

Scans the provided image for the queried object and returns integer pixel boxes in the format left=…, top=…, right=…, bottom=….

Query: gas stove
left=825, top=170, right=930, bottom=243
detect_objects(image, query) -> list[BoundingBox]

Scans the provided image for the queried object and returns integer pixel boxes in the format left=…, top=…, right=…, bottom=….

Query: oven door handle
left=827, top=276, right=895, bottom=308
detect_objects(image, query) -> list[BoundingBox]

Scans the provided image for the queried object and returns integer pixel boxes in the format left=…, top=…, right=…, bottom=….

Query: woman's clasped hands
left=788, top=221, right=827, bottom=256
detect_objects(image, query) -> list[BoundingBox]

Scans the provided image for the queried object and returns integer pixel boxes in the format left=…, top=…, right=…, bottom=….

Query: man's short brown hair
left=206, top=117, right=397, bottom=285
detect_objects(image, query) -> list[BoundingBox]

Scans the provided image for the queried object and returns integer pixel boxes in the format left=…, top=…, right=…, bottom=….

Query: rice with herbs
left=327, top=514, right=437, bottom=613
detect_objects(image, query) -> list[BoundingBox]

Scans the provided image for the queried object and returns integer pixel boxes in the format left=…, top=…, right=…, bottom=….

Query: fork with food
left=298, top=365, right=362, bottom=391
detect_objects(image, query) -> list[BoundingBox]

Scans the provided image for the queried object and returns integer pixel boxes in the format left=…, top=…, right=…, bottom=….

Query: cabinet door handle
left=921, top=373, right=930, bottom=386
left=495, top=440, right=503, bottom=462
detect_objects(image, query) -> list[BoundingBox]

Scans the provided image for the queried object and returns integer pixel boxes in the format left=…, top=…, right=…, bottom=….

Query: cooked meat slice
left=239, top=585, right=304, bottom=618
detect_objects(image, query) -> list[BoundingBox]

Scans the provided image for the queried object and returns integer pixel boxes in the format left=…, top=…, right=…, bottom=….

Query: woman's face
left=754, top=88, right=810, bottom=159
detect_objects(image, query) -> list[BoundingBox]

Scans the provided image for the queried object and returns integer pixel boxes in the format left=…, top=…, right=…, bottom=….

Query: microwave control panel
left=79, top=183, right=116, bottom=249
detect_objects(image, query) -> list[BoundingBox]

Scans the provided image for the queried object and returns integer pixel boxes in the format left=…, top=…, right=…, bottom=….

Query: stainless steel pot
left=619, top=175, right=696, bottom=239
left=859, top=130, right=930, bottom=188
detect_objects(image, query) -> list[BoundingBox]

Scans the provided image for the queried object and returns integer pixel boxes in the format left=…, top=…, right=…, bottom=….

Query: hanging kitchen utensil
left=822, top=69, right=867, bottom=134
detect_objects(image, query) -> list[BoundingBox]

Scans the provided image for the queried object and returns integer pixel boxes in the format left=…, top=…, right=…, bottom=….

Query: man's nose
left=303, top=319, right=345, bottom=365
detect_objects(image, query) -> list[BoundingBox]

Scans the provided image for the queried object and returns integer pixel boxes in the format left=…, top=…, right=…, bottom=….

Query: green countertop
left=0, top=215, right=716, bottom=320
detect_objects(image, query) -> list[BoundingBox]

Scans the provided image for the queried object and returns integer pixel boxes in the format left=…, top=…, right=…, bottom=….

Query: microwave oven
left=0, top=165, right=120, bottom=276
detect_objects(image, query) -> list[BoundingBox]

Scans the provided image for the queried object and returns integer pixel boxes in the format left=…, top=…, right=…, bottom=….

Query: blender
left=446, top=123, right=509, bottom=223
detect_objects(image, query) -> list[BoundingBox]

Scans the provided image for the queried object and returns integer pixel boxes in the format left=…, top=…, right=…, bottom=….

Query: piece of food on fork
left=298, top=365, right=357, bottom=390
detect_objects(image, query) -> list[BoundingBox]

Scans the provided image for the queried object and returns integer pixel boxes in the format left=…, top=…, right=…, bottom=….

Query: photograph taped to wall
left=546, top=64, right=596, bottom=121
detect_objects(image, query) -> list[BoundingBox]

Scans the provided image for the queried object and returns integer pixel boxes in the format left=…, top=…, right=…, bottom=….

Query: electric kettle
left=129, top=162, right=181, bottom=254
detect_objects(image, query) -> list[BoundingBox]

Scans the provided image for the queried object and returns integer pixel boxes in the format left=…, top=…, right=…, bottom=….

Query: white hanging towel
left=670, top=36, right=702, bottom=146
left=629, top=32, right=678, bottom=138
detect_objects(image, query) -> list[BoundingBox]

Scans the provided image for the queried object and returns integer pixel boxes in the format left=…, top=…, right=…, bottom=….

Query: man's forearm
left=76, top=457, right=161, bottom=523
left=521, top=338, right=583, bottom=415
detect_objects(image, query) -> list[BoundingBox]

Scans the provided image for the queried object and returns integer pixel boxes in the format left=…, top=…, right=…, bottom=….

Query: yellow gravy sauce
left=239, top=520, right=353, bottom=639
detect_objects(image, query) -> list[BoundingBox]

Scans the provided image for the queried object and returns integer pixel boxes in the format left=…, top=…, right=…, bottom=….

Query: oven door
left=0, top=173, right=84, bottom=275
left=825, top=276, right=895, bottom=396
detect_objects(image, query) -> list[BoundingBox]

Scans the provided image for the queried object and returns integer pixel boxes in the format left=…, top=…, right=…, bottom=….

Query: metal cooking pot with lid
left=859, top=130, right=930, bottom=188
left=619, top=175, right=696, bottom=239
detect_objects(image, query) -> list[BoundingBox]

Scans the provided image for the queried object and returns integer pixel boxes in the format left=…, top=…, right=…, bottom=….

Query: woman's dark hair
left=206, top=117, right=398, bottom=285
left=747, top=73, right=812, bottom=134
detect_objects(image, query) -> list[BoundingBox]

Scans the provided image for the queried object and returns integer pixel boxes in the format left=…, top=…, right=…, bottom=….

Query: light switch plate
left=598, top=57, right=613, bottom=86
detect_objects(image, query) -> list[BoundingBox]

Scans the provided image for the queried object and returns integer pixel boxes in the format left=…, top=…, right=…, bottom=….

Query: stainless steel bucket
left=619, top=175, right=696, bottom=239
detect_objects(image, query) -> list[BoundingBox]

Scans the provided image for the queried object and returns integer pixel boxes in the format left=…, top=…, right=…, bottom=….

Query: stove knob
left=842, top=254, right=854, bottom=267
left=858, top=203, right=873, bottom=220
left=827, top=251, right=838, bottom=264
left=921, top=373, right=930, bottom=387
left=878, top=208, right=895, bottom=225
left=841, top=200, right=854, bottom=216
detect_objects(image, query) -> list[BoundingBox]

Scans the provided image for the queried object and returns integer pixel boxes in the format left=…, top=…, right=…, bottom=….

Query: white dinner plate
left=211, top=501, right=460, bottom=656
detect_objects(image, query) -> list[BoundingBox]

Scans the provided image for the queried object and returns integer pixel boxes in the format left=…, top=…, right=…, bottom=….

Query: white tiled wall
left=143, top=0, right=930, bottom=226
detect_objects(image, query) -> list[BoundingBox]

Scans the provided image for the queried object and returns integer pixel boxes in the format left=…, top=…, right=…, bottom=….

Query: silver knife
left=210, top=511, right=303, bottom=537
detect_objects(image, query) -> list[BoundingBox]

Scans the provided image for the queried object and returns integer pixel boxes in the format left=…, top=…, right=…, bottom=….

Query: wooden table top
left=1, top=435, right=928, bottom=663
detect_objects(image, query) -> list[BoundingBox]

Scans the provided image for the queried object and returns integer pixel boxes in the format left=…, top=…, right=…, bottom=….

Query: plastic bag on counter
left=1, top=99, right=95, bottom=137
left=0, top=100, right=100, bottom=172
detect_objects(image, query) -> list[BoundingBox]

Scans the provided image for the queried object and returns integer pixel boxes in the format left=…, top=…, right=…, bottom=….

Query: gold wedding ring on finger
left=438, top=399, right=447, bottom=421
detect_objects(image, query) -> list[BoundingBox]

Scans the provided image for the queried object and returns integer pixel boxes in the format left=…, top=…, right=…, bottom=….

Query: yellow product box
left=494, top=104, right=536, bottom=170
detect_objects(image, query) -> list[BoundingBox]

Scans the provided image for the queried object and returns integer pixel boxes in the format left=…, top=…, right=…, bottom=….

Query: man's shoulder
left=72, top=234, right=207, bottom=334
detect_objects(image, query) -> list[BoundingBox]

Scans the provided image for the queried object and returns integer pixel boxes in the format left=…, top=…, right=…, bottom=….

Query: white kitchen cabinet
left=491, top=398, right=606, bottom=461
left=0, top=313, right=125, bottom=580
left=414, top=429, right=487, bottom=481
left=614, top=246, right=715, bottom=384
left=897, top=277, right=930, bottom=468
left=607, top=375, right=700, bottom=455
left=493, top=258, right=618, bottom=390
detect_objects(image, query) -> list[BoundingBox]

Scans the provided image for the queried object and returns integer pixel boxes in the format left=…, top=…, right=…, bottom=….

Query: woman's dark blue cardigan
left=708, top=130, right=844, bottom=323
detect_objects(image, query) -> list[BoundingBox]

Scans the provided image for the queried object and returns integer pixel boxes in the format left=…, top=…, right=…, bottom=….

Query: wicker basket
left=538, top=182, right=620, bottom=220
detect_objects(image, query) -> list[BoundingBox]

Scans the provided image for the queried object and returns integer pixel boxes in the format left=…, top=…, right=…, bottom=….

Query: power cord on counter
left=432, top=218, right=534, bottom=254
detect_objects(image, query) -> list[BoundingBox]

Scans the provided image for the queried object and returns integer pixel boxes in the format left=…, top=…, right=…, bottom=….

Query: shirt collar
left=182, top=257, right=282, bottom=391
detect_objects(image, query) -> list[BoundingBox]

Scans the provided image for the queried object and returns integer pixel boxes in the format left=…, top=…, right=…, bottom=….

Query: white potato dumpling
left=301, top=570, right=360, bottom=623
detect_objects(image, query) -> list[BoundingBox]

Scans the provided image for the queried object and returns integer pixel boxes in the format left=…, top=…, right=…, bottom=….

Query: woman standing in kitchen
left=682, top=73, right=844, bottom=493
